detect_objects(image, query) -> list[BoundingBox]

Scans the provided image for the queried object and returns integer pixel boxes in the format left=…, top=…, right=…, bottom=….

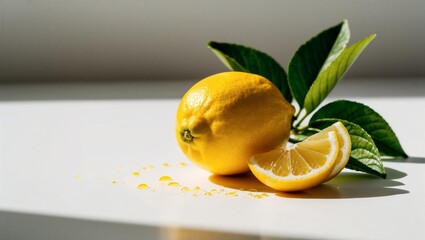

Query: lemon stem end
left=182, top=130, right=194, bottom=143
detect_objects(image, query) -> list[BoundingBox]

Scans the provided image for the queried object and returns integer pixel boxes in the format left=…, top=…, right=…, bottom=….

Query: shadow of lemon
left=209, top=168, right=409, bottom=199
left=276, top=184, right=342, bottom=198
left=208, top=172, right=278, bottom=193
left=209, top=173, right=343, bottom=198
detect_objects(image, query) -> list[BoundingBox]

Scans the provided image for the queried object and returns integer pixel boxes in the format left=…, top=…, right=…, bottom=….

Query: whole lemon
left=176, top=72, right=294, bottom=175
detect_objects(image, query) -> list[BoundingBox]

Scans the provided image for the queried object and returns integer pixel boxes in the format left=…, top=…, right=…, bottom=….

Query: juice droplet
left=179, top=162, right=187, bottom=167
left=75, top=175, right=81, bottom=179
left=193, top=186, right=201, bottom=191
left=239, top=188, right=245, bottom=191
left=143, top=164, right=155, bottom=170
left=248, top=188, right=258, bottom=192
left=248, top=193, right=254, bottom=197
left=225, top=192, right=238, bottom=197
left=210, top=189, right=218, bottom=193
left=159, top=176, right=173, bottom=182
left=261, top=193, right=269, bottom=197
left=137, top=183, right=149, bottom=189
left=204, top=192, right=213, bottom=196
left=192, top=194, right=199, bottom=197
left=162, top=163, right=170, bottom=167
left=253, top=194, right=262, bottom=199
left=132, top=171, right=140, bottom=177
left=181, top=187, right=191, bottom=192
left=112, top=181, right=118, bottom=184
left=168, top=182, right=180, bottom=187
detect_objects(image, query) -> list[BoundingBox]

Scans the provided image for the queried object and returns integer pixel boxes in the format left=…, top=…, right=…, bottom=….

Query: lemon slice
left=315, top=122, right=351, bottom=180
left=248, top=130, right=339, bottom=192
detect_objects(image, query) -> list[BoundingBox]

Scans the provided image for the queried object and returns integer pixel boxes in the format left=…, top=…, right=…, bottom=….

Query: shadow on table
left=0, top=80, right=196, bottom=101
left=277, top=167, right=408, bottom=199
left=209, top=166, right=411, bottom=199
left=0, top=210, right=303, bottom=240
left=382, top=156, right=425, bottom=164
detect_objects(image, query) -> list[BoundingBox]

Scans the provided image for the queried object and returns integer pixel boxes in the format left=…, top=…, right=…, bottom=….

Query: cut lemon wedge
left=316, top=122, right=351, bottom=180
left=248, top=130, right=339, bottom=192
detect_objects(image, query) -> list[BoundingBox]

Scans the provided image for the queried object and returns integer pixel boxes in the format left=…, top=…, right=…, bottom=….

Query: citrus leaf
left=288, top=20, right=350, bottom=109
left=208, top=41, right=292, bottom=102
left=303, top=34, right=376, bottom=114
left=346, top=157, right=386, bottom=179
left=310, top=119, right=386, bottom=178
left=310, top=100, right=407, bottom=158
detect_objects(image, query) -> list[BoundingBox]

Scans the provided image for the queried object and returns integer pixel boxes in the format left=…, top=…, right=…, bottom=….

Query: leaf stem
left=293, top=111, right=308, bottom=129
left=289, top=137, right=303, bottom=144
left=295, top=125, right=309, bottom=132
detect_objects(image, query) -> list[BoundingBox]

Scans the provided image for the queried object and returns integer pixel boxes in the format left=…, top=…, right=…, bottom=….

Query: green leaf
left=310, top=119, right=386, bottom=178
left=310, top=100, right=407, bottom=158
left=208, top=41, right=292, bottom=102
left=288, top=20, right=350, bottom=109
left=346, top=157, right=386, bottom=179
left=303, top=34, right=376, bottom=114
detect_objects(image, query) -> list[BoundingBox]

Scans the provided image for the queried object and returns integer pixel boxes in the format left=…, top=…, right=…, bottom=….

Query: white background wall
left=1, top=0, right=424, bottom=82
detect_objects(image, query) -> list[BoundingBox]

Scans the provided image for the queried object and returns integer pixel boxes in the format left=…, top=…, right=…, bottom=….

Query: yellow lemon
left=248, top=128, right=340, bottom=192
left=317, top=122, right=351, bottom=181
left=176, top=72, right=294, bottom=175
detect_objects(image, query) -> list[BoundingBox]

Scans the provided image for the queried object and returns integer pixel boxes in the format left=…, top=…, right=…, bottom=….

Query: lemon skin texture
left=176, top=72, right=294, bottom=175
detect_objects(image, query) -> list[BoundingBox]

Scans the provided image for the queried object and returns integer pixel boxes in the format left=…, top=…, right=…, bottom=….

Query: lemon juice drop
left=168, top=182, right=180, bottom=187
left=159, top=176, right=172, bottom=181
left=137, top=183, right=149, bottom=189
left=225, top=192, right=238, bottom=197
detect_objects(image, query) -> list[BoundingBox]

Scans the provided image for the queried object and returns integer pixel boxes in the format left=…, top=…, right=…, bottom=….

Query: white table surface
left=1, top=78, right=424, bottom=240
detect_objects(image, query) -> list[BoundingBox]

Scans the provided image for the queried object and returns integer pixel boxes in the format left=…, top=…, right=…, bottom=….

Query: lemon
left=248, top=128, right=340, bottom=192
left=317, top=122, right=351, bottom=180
left=176, top=72, right=294, bottom=175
